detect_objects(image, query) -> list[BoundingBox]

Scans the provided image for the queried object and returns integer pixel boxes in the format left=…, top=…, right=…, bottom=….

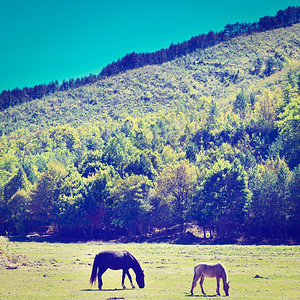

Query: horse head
left=136, top=270, right=145, bottom=288
left=224, top=281, right=230, bottom=296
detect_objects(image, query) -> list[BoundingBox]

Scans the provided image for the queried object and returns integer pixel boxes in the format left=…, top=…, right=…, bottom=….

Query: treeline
left=0, top=71, right=299, bottom=241
left=0, top=6, right=299, bottom=111
left=0, top=74, right=101, bottom=111
left=100, top=6, right=300, bottom=76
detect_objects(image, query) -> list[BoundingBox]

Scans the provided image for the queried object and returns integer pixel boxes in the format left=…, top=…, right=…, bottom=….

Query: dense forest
left=0, top=6, right=299, bottom=111
left=0, top=8, right=299, bottom=242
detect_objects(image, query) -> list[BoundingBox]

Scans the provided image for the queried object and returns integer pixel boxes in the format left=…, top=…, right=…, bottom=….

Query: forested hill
left=0, top=11, right=300, bottom=241
left=1, top=22, right=300, bottom=135
left=0, top=6, right=299, bottom=111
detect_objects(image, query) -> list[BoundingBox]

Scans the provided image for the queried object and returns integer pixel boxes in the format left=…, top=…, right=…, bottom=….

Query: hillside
left=0, top=20, right=300, bottom=242
left=1, top=23, right=300, bottom=135
left=1, top=5, right=299, bottom=110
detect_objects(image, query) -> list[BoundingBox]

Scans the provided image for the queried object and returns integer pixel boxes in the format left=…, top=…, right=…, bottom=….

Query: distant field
left=0, top=237, right=299, bottom=299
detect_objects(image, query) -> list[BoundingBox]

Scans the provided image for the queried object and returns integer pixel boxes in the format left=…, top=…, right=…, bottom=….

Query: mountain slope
left=1, top=21, right=300, bottom=240
left=2, top=5, right=299, bottom=110
left=1, top=23, right=300, bottom=135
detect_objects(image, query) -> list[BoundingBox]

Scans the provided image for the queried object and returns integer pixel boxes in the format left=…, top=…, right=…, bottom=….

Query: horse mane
left=218, top=263, right=228, bottom=283
left=126, top=251, right=143, bottom=273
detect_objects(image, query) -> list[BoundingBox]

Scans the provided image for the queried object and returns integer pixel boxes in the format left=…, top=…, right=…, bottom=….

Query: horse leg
left=122, top=269, right=127, bottom=289
left=97, top=267, right=107, bottom=290
left=124, top=269, right=135, bottom=289
left=190, top=271, right=200, bottom=295
left=216, top=276, right=220, bottom=296
left=122, top=269, right=135, bottom=289
left=200, top=275, right=206, bottom=295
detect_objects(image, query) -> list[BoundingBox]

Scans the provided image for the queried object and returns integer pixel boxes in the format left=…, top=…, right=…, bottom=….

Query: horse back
left=95, top=250, right=138, bottom=270
left=95, top=250, right=128, bottom=270
left=194, top=263, right=225, bottom=278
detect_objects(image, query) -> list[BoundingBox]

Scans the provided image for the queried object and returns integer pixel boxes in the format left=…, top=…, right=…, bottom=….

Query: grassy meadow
left=0, top=237, right=299, bottom=299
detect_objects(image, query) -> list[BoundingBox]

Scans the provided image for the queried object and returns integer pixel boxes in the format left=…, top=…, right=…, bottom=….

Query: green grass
left=0, top=237, right=299, bottom=299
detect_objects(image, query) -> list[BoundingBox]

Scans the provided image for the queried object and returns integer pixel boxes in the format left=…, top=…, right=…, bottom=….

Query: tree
left=233, top=90, right=248, bottom=118
left=102, top=133, right=136, bottom=176
left=84, top=125, right=104, bottom=151
left=276, top=159, right=293, bottom=239
left=208, top=99, right=219, bottom=128
left=3, top=167, right=29, bottom=203
left=0, top=151, right=19, bottom=184
left=30, top=162, right=68, bottom=226
left=124, top=151, right=157, bottom=180
left=110, top=174, right=152, bottom=235
left=185, top=142, right=198, bottom=163
left=7, top=189, right=31, bottom=234
left=133, top=127, right=153, bottom=150
left=120, top=117, right=136, bottom=137
left=275, top=94, right=300, bottom=168
left=49, top=125, right=81, bottom=153
left=248, top=157, right=293, bottom=238
left=154, top=160, right=197, bottom=229
left=195, top=159, right=250, bottom=238
left=289, top=165, right=300, bottom=235
left=79, top=150, right=103, bottom=177
left=74, top=168, right=115, bottom=238
left=264, top=56, right=278, bottom=76
left=161, top=145, right=178, bottom=165
left=21, top=158, right=38, bottom=184
left=2, top=167, right=30, bottom=234
left=252, top=57, right=263, bottom=75
left=254, top=89, right=280, bottom=133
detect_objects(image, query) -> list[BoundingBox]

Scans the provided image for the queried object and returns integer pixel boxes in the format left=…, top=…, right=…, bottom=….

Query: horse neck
left=128, top=253, right=142, bottom=274
left=221, top=269, right=227, bottom=284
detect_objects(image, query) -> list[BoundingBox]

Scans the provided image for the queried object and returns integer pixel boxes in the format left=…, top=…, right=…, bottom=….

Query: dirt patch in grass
left=0, top=248, right=26, bottom=269
left=0, top=238, right=36, bottom=270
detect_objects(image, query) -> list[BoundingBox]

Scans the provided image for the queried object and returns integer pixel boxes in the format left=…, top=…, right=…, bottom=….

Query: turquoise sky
left=0, top=0, right=299, bottom=91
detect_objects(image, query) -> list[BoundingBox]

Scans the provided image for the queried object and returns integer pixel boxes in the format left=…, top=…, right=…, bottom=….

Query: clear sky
left=0, top=0, right=299, bottom=92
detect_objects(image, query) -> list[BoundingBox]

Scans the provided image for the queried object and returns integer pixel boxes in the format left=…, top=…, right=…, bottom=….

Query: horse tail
left=90, top=254, right=99, bottom=285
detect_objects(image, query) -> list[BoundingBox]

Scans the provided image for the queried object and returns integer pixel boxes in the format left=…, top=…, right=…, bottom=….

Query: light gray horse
left=190, top=263, right=230, bottom=296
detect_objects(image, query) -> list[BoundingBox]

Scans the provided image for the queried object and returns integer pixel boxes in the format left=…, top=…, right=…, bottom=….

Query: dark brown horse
left=190, top=263, right=230, bottom=296
left=90, top=250, right=145, bottom=290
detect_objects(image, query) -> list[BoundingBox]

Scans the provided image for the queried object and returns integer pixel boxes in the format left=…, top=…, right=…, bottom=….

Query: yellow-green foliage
left=0, top=24, right=299, bottom=135
left=0, top=23, right=300, bottom=239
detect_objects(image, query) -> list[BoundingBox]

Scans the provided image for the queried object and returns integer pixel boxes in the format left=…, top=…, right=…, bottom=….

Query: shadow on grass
left=8, top=233, right=299, bottom=245
left=81, top=288, right=130, bottom=292
left=186, top=293, right=219, bottom=297
left=9, top=235, right=89, bottom=244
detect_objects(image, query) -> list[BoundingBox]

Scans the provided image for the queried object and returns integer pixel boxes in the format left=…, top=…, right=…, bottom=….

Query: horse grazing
left=190, top=263, right=230, bottom=296
left=90, top=250, right=145, bottom=290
